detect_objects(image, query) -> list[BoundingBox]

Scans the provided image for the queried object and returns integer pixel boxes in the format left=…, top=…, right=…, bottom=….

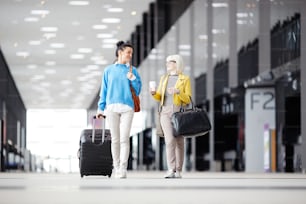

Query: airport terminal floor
left=0, top=171, right=305, bottom=204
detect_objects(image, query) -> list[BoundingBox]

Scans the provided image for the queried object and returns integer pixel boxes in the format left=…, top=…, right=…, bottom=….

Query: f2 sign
left=245, top=87, right=275, bottom=172
left=249, top=91, right=275, bottom=110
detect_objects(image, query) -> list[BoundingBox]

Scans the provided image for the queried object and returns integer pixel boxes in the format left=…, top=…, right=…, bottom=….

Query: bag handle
left=179, top=96, right=194, bottom=112
left=92, top=115, right=106, bottom=144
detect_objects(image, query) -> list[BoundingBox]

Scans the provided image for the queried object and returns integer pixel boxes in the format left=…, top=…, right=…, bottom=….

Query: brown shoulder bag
left=129, top=65, right=140, bottom=112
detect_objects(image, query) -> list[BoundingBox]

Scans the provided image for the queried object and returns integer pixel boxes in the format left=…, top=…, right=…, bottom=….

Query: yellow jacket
left=152, top=73, right=192, bottom=107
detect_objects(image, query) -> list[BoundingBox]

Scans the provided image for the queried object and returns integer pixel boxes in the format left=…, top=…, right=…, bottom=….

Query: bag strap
left=128, top=65, right=133, bottom=89
left=158, top=75, right=167, bottom=113
left=179, top=96, right=194, bottom=112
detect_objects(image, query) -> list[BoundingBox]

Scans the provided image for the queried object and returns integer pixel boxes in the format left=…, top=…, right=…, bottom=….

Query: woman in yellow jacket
left=151, top=54, right=192, bottom=178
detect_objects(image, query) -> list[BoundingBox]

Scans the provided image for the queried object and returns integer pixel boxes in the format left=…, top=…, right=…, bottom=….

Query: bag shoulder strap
left=129, top=64, right=132, bottom=73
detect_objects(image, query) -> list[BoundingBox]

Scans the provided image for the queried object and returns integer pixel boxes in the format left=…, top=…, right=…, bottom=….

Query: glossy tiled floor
left=0, top=171, right=306, bottom=204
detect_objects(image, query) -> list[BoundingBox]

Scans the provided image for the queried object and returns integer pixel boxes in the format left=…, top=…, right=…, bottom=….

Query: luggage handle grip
left=94, top=114, right=106, bottom=119
left=92, top=115, right=106, bottom=144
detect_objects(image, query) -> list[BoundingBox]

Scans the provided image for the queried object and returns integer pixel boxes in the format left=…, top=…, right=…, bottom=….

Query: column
left=301, top=0, right=306, bottom=172
left=245, top=0, right=274, bottom=173
left=258, top=0, right=271, bottom=73
left=206, top=0, right=215, bottom=171
left=228, top=0, right=238, bottom=88
left=189, top=2, right=196, bottom=171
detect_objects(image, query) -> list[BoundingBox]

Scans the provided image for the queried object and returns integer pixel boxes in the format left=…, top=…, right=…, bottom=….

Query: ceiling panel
left=0, top=0, right=153, bottom=109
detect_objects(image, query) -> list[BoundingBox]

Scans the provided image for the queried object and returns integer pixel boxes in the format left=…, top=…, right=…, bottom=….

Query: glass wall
left=137, top=0, right=304, bottom=172
left=193, top=0, right=207, bottom=78
left=237, top=0, right=259, bottom=51
left=212, top=0, right=229, bottom=64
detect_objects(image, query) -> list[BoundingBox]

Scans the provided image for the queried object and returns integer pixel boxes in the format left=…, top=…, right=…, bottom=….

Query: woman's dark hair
left=115, top=41, right=133, bottom=57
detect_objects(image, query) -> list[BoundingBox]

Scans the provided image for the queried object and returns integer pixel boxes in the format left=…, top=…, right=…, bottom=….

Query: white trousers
left=106, top=110, right=134, bottom=171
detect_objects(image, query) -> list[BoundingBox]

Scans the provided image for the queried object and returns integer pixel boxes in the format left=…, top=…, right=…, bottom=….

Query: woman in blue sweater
left=96, top=41, right=142, bottom=178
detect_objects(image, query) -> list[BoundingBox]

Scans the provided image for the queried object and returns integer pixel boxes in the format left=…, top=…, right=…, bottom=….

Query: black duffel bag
left=171, top=98, right=211, bottom=137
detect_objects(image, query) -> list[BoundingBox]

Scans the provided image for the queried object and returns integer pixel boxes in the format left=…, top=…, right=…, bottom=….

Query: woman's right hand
left=96, top=110, right=104, bottom=119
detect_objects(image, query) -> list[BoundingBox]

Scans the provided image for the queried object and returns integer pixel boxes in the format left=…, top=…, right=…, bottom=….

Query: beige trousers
left=160, top=105, right=184, bottom=172
left=106, top=110, right=134, bottom=171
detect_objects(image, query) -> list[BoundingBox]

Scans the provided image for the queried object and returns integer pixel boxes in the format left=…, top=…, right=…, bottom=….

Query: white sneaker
left=164, top=170, right=175, bottom=179
left=114, top=169, right=127, bottom=179
left=175, top=171, right=182, bottom=178
left=119, top=170, right=127, bottom=179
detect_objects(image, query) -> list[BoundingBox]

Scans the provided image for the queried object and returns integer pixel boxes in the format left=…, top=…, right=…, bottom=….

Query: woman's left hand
left=167, top=87, right=180, bottom=95
left=126, top=72, right=135, bottom=80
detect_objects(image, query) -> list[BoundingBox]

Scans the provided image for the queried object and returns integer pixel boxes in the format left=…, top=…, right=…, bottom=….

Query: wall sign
left=245, top=87, right=275, bottom=172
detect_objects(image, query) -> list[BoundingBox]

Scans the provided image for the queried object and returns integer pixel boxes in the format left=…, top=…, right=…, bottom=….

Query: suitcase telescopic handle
left=92, top=115, right=106, bottom=144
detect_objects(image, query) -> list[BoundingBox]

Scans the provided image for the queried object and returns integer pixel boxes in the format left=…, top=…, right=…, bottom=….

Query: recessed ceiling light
left=89, top=71, right=101, bottom=77
left=107, top=8, right=123, bottom=12
left=68, top=1, right=89, bottom=6
left=16, top=51, right=29, bottom=58
left=102, top=44, right=115, bottom=49
left=237, top=20, right=248, bottom=25
left=27, top=64, right=37, bottom=69
left=179, top=45, right=191, bottom=50
left=45, top=61, right=56, bottom=66
left=29, top=40, right=41, bottom=45
left=94, top=60, right=108, bottom=65
left=199, top=35, right=207, bottom=40
left=131, top=11, right=137, bottom=16
left=43, top=33, right=56, bottom=39
left=92, top=24, right=107, bottom=30
left=237, top=13, right=249, bottom=18
left=45, top=69, right=56, bottom=74
left=212, top=3, right=228, bottom=7
left=70, top=54, right=85, bottom=59
left=86, top=65, right=99, bottom=70
left=50, top=43, right=65, bottom=48
left=90, top=56, right=104, bottom=61
left=179, top=51, right=190, bottom=56
left=31, top=10, right=50, bottom=15
left=61, top=80, right=72, bottom=85
left=24, top=17, right=39, bottom=22
left=96, top=33, right=113, bottom=38
left=212, top=29, right=225, bottom=34
left=78, top=48, right=92, bottom=53
left=103, top=38, right=118, bottom=44
left=31, top=75, right=45, bottom=81
left=44, top=50, right=56, bottom=55
left=102, top=18, right=120, bottom=23
left=40, top=27, right=58, bottom=32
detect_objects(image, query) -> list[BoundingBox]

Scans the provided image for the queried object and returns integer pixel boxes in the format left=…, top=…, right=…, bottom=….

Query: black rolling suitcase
left=78, top=116, right=113, bottom=178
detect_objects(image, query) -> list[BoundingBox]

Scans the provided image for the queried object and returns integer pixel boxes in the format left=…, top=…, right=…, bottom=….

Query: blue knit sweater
left=98, top=63, right=142, bottom=111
